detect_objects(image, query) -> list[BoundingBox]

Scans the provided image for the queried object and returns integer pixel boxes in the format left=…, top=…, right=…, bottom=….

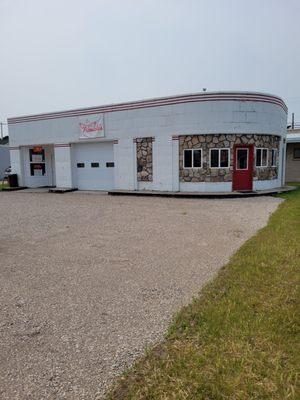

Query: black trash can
left=8, top=174, right=19, bottom=188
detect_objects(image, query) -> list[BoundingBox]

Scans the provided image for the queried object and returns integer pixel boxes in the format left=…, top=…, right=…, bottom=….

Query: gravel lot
left=0, top=192, right=282, bottom=400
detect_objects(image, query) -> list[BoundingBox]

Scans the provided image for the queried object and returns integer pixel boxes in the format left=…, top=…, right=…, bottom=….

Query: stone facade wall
left=253, top=135, right=280, bottom=180
left=179, top=134, right=280, bottom=183
left=136, top=137, right=153, bottom=181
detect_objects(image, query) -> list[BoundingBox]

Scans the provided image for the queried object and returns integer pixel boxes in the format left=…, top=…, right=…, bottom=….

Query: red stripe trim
left=8, top=97, right=286, bottom=123
left=54, top=143, right=70, bottom=148
left=7, top=92, right=287, bottom=124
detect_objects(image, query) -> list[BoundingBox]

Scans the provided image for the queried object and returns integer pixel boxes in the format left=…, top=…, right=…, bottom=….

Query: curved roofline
left=8, top=91, right=287, bottom=124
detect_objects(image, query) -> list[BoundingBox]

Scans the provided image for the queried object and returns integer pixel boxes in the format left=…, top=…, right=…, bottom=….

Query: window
left=91, top=162, right=99, bottom=168
left=210, top=148, right=230, bottom=168
left=30, top=148, right=45, bottom=162
left=30, top=163, right=45, bottom=176
left=256, top=148, right=268, bottom=167
left=294, top=148, right=300, bottom=159
left=271, top=149, right=277, bottom=167
left=193, top=150, right=202, bottom=168
left=29, top=147, right=46, bottom=176
left=184, top=149, right=192, bottom=168
left=77, top=163, right=85, bottom=168
left=183, top=149, right=202, bottom=168
left=236, top=148, right=248, bottom=170
left=106, top=162, right=114, bottom=168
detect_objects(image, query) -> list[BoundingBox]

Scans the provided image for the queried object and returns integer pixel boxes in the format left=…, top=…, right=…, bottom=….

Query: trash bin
left=8, top=174, right=18, bottom=188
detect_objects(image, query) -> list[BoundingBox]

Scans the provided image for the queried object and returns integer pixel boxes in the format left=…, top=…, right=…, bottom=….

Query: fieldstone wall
left=136, top=137, right=153, bottom=181
left=253, top=135, right=280, bottom=180
left=179, top=134, right=232, bottom=183
left=179, top=134, right=280, bottom=182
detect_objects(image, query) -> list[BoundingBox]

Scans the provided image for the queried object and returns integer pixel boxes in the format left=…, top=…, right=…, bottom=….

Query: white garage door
left=73, top=142, right=114, bottom=190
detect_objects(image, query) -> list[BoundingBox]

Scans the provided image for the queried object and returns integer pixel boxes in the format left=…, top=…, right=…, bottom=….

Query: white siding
left=285, top=143, right=300, bottom=182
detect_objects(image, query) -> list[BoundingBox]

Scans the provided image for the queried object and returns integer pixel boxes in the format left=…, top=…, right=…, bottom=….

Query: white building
left=8, top=91, right=287, bottom=193
left=286, top=129, right=300, bottom=182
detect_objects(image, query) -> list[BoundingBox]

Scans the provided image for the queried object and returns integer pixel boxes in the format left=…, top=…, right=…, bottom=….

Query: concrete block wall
left=114, top=139, right=136, bottom=190
left=8, top=92, right=288, bottom=192
left=9, top=148, right=23, bottom=186
left=54, top=145, right=73, bottom=188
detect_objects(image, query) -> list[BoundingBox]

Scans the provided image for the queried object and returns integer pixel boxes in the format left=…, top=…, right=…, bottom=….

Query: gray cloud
left=1, top=0, right=300, bottom=136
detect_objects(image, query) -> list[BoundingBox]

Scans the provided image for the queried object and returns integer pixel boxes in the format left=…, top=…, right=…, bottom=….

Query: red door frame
left=232, top=144, right=254, bottom=191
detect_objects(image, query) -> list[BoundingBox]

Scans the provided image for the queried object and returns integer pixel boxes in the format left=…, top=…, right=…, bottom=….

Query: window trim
left=183, top=149, right=203, bottom=169
left=209, top=148, right=230, bottom=169
left=256, top=147, right=268, bottom=168
left=271, top=149, right=277, bottom=167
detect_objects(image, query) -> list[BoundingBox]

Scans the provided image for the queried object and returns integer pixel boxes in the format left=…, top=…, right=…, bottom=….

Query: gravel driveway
left=0, top=192, right=282, bottom=399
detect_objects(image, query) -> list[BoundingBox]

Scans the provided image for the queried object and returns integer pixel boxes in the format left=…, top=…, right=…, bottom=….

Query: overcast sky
left=1, top=0, right=300, bottom=135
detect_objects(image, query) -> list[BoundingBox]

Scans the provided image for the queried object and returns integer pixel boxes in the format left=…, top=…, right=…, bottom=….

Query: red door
left=232, top=144, right=254, bottom=191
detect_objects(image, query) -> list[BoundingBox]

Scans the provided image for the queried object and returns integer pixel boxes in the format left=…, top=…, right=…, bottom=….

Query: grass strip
left=108, top=186, right=300, bottom=400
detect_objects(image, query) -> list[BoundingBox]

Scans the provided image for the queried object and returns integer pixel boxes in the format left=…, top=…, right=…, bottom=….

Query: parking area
left=0, top=192, right=282, bottom=399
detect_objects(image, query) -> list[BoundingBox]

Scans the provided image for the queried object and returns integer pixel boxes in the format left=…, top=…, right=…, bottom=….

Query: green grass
left=0, top=182, right=8, bottom=191
left=108, top=185, right=300, bottom=400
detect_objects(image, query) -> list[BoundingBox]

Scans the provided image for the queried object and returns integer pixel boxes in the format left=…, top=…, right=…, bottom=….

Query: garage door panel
left=73, top=142, right=114, bottom=190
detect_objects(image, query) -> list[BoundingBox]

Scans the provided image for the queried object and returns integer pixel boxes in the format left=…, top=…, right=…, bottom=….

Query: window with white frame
left=271, top=149, right=277, bottom=167
left=256, top=148, right=268, bottom=167
left=183, top=149, right=202, bottom=168
left=210, top=148, right=230, bottom=168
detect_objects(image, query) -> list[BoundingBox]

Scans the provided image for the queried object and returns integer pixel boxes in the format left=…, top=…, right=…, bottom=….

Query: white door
left=73, top=142, right=114, bottom=190
left=23, top=145, right=54, bottom=187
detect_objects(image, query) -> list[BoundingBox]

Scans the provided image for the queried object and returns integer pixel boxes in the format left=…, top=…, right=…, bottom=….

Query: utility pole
left=0, top=122, right=6, bottom=140
left=292, top=113, right=295, bottom=130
